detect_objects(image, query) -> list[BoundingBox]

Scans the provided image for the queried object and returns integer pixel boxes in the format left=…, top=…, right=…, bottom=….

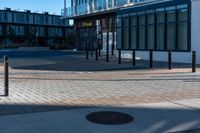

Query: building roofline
left=0, top=8, right=61, bottom=17
left=62, top=8, right=118, bottom=19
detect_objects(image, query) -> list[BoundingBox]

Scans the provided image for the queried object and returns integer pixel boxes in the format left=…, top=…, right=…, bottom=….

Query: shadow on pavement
left=0, top=103, right=199, bottom=133
left=0, top=50, right=197, bottom=72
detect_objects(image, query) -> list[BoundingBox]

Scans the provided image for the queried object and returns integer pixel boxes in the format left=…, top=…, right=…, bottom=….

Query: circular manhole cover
left=86, top=111, right=134, bottom=125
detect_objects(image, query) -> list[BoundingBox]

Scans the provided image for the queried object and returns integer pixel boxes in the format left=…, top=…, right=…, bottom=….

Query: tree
left=64, top=33, right=75, bottom=49
left=27, top=27, right=38, bottom=46
left=7, top=26, right=16, bottom=44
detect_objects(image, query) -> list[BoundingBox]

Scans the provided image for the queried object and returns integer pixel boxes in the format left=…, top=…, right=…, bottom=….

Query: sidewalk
left=0, top=98, right=200, bottom=133
left=0, top=50, right=199, bottom=133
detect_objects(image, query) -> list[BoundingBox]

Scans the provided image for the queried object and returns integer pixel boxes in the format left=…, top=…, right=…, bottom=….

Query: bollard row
left=87, top=49, right=197, bottom=72
left=4, top=56, right=9, bottom=96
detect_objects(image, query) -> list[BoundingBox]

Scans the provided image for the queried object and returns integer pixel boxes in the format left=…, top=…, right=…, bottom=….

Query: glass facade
left=116, top=2, right=190, bottom=51
left=62, top=0, right=149, bottom=17
left=0, top=9, right=72, bottom=47
left=130, top=15, right=137, bottom=49
left=0, top=10, right=68, bottom=26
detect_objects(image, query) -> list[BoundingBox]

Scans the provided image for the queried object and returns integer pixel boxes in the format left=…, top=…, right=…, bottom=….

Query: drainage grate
left=86, top=111, right=134, bottom=125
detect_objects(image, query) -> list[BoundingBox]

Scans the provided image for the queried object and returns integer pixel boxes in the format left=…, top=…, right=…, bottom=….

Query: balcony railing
left=61, top=0, right=164, bottom=18
left=62, top=0, right=131, bottom=17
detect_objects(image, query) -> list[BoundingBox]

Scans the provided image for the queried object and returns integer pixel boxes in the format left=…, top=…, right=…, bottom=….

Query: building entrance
left=77, top=27, right=97, bottom=51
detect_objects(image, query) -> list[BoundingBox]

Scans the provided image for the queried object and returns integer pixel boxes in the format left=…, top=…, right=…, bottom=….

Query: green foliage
left=65, top=33, right=74, bottom=46
left=27, top=27, right=38, bottom=46
left=7, top=26, right=16, bottom=43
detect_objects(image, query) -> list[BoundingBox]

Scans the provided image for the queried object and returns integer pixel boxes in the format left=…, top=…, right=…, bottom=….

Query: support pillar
left=149, top=50, right=153, bottom=68
left=168, top=50, right=172, bottom=70
left=118, top=49, right=121, bottom=64
left=132, top=50, right=136, bottom=66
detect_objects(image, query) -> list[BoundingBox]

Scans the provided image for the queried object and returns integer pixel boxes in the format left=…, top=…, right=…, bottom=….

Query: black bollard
left=168, top=50, right=172, bottom=70
left=112, top=45, right=114, bottom=56
left=106, top=45, right=109, bottom=62
left=150, top=50, right=153, bottom=68
left=99, top=47, right=101, bottom=57
left=192, top=51, right=196, bottom=73
left=86, top=45, right=89, bottom=59
left=4, top=56, right=9, bottom=96
left=118, top=49, right=121, bottom=64
left=132, top=50, right=136, bottom=66
left=96, top=48, right=98, bottom=61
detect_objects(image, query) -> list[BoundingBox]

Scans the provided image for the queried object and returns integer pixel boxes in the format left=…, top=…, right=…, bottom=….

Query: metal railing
left=61, top=0, right=151, bottom=18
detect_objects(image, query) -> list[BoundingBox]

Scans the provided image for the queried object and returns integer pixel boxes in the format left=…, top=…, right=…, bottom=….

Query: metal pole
left=168, top=50, right=172, bottom=70
left=118, top=49, right=121, bottom=64
left=86, top=28, right=89, bottom=59
left=192, top=51, right=196, bottom=73
left=150, top=50, right=153, bottom=68
left=99, top=46, right=101, bottom=57
left=106, top=31, right=109, bottom=62
left=86, top=44, right=89, bottom=59
left=96, top=48, right=98, bottom=61
left=112, top=31, right=115, bottom=56
left=132, top=50, right=136, bottom=66
left=4, top=56, right=9, bottom=96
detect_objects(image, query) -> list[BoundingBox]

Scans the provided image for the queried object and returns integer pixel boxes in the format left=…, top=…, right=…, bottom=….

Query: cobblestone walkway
left=0, top=50, right=199, bottom=116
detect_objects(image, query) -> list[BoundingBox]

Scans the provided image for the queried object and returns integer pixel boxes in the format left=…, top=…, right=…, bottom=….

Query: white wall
left=191, top=0, right=200, bottom=64
left=115, top=0, right=200, bottom=64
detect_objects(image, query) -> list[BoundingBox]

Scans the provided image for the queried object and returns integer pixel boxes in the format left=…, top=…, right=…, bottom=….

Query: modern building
left=62, top=0, right=200, bottom=64
left=0, top=8, right=73, bottom=48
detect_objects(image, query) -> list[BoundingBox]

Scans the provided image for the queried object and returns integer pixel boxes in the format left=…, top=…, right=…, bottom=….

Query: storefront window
left=156, top=9, right=165, bottom=50
left=147, top=13, right=155, bottom=49
left=130, top=16, right=137, bottom=49
left=166, top=7, right=176, bottom=50
left=138, top=14, right=145, bottom=49
left=116, top=16, right=122, bottom=49
left=157, top=24, right=165, bottom=50
left=177, top=5, right=188, bottom=50
left=123, top=17, right=129, bottom=49
left=116, top=2, right=189, bottom=51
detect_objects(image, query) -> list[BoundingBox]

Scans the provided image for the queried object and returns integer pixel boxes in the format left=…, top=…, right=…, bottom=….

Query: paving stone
left=0, top=50, right=199, bottom=115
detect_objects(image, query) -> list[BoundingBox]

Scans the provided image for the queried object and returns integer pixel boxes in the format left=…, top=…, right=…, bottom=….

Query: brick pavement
left=0, top=50, right=199, bottom=116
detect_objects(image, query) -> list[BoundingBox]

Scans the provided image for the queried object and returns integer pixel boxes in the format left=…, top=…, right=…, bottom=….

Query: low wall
left=18, top=47, right=50, bottom=51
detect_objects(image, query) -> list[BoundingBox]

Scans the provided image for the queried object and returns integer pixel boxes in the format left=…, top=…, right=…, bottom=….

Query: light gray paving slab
left=171, top=98, right=200, bottom=111
left=0, top=100, right=200, bottom=133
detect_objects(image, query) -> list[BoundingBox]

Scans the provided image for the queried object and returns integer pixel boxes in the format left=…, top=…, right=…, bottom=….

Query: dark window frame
left=116, top=0, right=191, bottom=52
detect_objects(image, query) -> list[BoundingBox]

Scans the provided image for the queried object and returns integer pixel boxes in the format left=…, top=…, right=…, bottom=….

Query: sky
left=0, top=0, right=71, bottom=15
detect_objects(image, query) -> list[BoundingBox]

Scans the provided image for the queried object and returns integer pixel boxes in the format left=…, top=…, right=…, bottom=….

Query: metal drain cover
left=86, top=111, right=134, bottom=125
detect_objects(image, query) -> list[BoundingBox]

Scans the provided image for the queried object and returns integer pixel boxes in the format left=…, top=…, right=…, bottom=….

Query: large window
left=177, top=4, right=188, bottom=50
left=166, top=6, right=176, bottom=50
left=138, top=12, right=145, bottom=50
left=16, top=26, right=25, bottom=35
left=130, top=15, right=137, bottom=49
left=122, top=16, right=129, bottom=49
left=147, top=10, right=155, bottom=50
left=116, top=16, right=122, bottom=49
left=156, top=8, right=165, bottom=50
left=116, top=1, right=190, bottom=51
left=0, top=12, right=3, bottom=22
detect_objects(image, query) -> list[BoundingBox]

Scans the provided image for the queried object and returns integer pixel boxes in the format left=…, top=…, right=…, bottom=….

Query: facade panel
left=116, top=0, right=190, bottom=52
left=0, top=8, right=72, bottom=48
